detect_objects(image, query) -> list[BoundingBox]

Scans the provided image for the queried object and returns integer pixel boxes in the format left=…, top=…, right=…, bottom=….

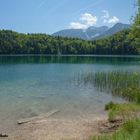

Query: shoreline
left=0, top=54, right=140, bottom=58
left=5, top=113, right=108, bottom=140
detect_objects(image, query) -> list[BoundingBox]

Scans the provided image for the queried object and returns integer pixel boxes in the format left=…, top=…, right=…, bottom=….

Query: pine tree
left=129, top=0, right=140, bottom=53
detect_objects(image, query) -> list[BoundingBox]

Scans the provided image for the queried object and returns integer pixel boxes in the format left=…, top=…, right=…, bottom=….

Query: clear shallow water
left=0, top=55, right=140, bottom=132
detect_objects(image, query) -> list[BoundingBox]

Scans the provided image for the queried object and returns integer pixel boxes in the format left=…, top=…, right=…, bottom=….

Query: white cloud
left=102, top=10, right=119, bottom=24
left=69, top=13, right=98, bottom=29
left=80, top=13, right=98, bottom=26
left=69, top=22, right=87, bottom=29
left=107, top=16, right=119, bottom=24
left=69, top=11, right=119, bottom=29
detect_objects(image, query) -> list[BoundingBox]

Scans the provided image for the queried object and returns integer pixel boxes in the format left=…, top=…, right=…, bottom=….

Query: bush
left=105, top=101, right=116, bottom=111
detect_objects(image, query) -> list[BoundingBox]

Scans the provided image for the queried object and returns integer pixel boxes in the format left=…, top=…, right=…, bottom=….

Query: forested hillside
left=0, top=28, right=139, bottom=55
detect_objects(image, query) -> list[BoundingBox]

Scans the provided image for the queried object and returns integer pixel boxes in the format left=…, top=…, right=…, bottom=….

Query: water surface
left=0, top=55, right=140, bottom=132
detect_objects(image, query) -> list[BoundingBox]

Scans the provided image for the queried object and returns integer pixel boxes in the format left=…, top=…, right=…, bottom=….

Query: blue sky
left=0, top=0, right=136, bottom=34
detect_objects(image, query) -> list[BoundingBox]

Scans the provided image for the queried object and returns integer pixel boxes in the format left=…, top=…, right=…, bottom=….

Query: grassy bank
left=92, top=118, right=140, bottom=140
left=88, top=71, right=140, bottom=140
left=105, top=102, right=140, bottom=122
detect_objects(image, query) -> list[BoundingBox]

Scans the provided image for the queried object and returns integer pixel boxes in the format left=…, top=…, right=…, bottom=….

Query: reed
left=81, top=71, right=140, bottom=103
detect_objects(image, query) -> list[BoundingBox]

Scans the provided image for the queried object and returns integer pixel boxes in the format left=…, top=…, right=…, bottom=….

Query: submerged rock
left=0, top=133, right=8, bottom=137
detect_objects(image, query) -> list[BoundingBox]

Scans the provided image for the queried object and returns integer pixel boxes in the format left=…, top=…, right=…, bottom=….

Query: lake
left=0, top=55, right=140, bottom=132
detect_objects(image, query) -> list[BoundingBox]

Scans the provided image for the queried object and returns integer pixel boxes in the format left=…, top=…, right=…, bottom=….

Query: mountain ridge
left=53, top=23, right=130, bottom=40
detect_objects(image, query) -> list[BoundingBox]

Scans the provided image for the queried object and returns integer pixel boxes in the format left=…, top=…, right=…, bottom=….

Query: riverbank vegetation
left=89, top=70, right=140, bottom=140
left=78, top=67, right=140, bottom=139
left=92, top=118, right=140, bottom=140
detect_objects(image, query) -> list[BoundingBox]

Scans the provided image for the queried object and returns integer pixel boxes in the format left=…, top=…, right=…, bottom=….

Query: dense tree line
left=0, top=29, right=139, bottom=55
left=128, top=0, right=140, bottom=53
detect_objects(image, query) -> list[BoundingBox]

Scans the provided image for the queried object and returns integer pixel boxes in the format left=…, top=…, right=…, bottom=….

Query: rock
left=99, top=119, right=123, bottom=134
left=0, top=133, right=8, bottom=137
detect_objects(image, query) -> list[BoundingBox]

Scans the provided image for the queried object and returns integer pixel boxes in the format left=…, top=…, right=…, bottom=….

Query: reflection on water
left=0, top=55, right=140, bottom=65
left=0, top=55, right=140, bottom=132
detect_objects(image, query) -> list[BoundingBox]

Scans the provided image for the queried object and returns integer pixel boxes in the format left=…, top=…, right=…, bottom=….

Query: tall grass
left=80, top=71, right=140, bottom=103
left=83, top=71, right=140, bottom=90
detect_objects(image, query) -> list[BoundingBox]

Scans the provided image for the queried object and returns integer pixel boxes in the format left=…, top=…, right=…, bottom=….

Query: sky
left=0, top=0, right=136, bottom=34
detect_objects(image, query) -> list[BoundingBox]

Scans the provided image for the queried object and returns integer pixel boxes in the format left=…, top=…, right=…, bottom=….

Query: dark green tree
left=129, top=0, right=140, bottom=53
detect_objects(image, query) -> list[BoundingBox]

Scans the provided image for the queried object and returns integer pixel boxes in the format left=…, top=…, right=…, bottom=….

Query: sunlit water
left=0, top=55, right=140, bottom=132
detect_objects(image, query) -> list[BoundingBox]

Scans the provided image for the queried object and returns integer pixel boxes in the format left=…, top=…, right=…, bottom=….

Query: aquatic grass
left=92, top=118, right=140, bottom=140
left=81, top=71, right=140, bottom=103
left=85, top=71, right=140, bottom=90
left=112, top=86, right=140, bottom=104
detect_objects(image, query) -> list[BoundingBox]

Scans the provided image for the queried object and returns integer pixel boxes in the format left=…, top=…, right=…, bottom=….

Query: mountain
left=94, top=23, right=130, bottom=40
left=53, top=29, right=88, bottom=39
left=85, top=26, right=109, bottom=39
left=53, top=26, right=109, bottom=40
left=52, top=23, right=130, bottom=40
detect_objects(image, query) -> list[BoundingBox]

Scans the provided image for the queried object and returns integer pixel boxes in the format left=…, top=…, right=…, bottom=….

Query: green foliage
left=0, top=29, right=139, bottom=55
left=113, top=86, right=140, bottom=104
left=129, top=0, right=140, bottom=53
left=92, top=118, right=140, bottom=140
left=107, top=103, right=140, bottom=121
left=105, top=102, right=116, bottom=111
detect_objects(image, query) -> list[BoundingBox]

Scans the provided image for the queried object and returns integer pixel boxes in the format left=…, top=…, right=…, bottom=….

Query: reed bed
left=80, top=71, right=140, bottom=103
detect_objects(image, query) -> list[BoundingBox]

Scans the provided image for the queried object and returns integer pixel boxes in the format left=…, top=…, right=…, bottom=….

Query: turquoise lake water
left=0, top=55, right=140, bottom=132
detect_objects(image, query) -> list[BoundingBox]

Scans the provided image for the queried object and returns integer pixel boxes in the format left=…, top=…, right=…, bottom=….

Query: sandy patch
left=7, top=114, right=107, bottom=140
